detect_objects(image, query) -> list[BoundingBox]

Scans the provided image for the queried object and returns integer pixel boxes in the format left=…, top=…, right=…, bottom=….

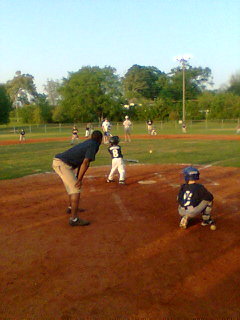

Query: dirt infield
left=1, top=164, right=240, bottom=319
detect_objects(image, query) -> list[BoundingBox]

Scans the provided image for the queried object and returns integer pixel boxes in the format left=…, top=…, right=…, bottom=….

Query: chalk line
left=112, top=193, right=133, bottom=221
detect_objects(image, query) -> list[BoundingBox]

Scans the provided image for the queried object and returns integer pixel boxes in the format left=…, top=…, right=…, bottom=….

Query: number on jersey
left=183, top=191, right=193, bottom=206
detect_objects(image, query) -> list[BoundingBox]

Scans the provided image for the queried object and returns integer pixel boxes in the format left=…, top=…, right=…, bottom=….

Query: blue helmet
left=109, top=136, right=120, bottom=145
left=183, top=166, right=200, bottom=182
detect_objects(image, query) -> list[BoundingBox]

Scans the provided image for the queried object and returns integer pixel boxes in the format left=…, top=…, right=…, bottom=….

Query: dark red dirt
left=1, top=161, right=240, bottom=319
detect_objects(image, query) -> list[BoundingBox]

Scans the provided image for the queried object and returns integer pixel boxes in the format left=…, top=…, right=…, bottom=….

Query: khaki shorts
left=52, top=158, right=81, bottom=195
left=124, top=127, right=131, bottom=134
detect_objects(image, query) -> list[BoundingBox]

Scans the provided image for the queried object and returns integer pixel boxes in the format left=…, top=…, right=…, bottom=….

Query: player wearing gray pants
left=178, top=200, right=213, bottom=220
left=177, top=166, right=215, bottom=229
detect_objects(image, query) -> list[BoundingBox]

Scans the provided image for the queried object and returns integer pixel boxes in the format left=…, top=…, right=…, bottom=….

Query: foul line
left=200, top=156, right=240, bottom=170
left=112, top=193, right=133, bottom=221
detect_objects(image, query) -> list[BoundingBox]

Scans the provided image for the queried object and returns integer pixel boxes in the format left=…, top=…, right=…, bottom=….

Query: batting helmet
left=109, top=136, right=120, bottom=145
left=183, top=166, right=200, bottom=182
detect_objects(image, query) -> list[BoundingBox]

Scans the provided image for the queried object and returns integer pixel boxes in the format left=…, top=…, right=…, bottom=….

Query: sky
left=1, top=0, right=239, bottom=93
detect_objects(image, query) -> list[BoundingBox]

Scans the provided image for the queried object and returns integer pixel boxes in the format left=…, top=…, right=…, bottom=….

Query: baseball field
left=0, top=126, right=240, bottom=319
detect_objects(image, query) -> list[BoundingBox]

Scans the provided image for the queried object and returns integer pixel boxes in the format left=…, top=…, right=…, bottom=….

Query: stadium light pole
left=176, top=56, right=190, bottom=133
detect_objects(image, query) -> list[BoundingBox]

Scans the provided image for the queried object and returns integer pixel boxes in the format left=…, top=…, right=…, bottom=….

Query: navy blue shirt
left=108, top=145, right=123, bottom=159
left=55, top=139, right=100, bottom=169
left=178, top=183, right=213, bottom=208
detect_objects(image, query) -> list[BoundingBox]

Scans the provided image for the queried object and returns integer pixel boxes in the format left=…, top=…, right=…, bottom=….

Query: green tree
left=0, top=84, right=11, bottom=124
left=33, top=107, right=42, bottom=124
left=58, top=66, right=123, bottom=122
left=153, top=98, right=174, bottom=120
left=160, top=65, right=213, bottom=101
left=44, top=79, right=61, bottom=106
left=123, top=64, right=165, bottom=100
left=6, top=71, right=38, bottom=107
left=18, top=95, right=53, bottom=124
left=35, top=94, right=53, bottom=123
left=206, top=93, right=240, bottom=119
left=195, top=92, right=240, bottom=119
left=52, top=104, right=72, bottom=123
left=133, top=98, right=170, bottom=121
left=18, top=105, right=35, bottom=123
left=228, top=72, right=240, bottom=96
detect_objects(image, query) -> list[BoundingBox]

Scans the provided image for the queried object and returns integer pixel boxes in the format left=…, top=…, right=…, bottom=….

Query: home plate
left=138, top=180, right=157, bottom=184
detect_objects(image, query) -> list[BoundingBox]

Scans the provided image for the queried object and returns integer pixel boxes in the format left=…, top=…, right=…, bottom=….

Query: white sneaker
left=179, top=216, right=189, bottom=229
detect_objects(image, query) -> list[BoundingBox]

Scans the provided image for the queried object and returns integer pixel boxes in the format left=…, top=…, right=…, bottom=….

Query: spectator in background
left=123, top=116, right=132, bottom=142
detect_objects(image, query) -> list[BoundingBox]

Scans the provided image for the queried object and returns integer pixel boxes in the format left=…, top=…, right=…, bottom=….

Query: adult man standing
left=52, top=130, right=103, bottom=226
left=123, top=116, right=132, bottom=142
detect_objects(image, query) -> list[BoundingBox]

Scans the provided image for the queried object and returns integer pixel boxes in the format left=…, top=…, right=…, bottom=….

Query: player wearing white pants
left=108, top=157, right=125, bottom=182
left=107, top=136, right=126, bottom=184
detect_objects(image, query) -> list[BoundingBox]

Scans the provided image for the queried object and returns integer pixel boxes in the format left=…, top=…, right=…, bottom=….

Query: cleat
left=119, top=180, right=125, bottom=184
left=201, top=219, right=215, bottom=226
left=179, top=215, right=189, bottom=229
left=69, top=218, right=90, bottom=226
left=107, top=179, right=114, bottom=183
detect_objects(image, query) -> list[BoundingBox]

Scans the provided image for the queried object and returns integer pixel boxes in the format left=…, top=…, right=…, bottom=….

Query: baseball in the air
left=149, top=150, right=152, bottom=154
left=210, top=224, right=216, bottom=231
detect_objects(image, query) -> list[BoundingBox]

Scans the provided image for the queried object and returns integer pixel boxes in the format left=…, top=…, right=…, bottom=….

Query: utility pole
left=176, top=56, right=191, bottom=133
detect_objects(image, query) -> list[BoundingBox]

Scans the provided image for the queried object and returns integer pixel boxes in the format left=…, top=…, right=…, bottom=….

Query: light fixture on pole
left=176, top=55, right=191, bottom=133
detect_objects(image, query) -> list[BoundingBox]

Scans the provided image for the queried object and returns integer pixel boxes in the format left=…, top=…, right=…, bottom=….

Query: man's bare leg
left=70, top=193, right=80, bottom=219
left=67, top=195, right=85, bottom=214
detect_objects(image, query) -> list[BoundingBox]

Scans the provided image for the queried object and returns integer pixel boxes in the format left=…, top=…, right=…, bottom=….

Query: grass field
left=1, top=120, right=239, bottom=179
left=0, top=119, right=239, bottom=140
left=1, top=135, right=239, bottom=180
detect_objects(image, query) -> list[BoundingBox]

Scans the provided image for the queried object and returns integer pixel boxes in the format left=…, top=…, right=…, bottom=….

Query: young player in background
left=85, top=123, right=92, bottom=137
left=177, top=166, right=215, bottom=229
left=102, top=118, right=111, bottom=144
left=147, top=119, right=153, bottom=134
left=147, top=120, right=157, bottom=135
left=107, top=136, right=126, bottom=184
left=19, top=129, right=26, bottom=142
left=71, top=125, right=79, bottom=144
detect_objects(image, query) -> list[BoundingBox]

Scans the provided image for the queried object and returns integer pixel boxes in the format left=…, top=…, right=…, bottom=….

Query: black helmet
left=109, top=136, right=120, bottom=145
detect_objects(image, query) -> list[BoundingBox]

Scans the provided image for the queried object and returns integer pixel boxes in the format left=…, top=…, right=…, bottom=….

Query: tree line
left=0, top=65, right=240, bottom=125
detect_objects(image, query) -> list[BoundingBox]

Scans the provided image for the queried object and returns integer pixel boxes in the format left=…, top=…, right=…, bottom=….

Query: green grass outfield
left=0, top=136, right=239, bottom=180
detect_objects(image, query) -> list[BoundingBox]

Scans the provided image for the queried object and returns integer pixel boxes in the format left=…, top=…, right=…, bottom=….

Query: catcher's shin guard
left=201, top=213, right=214, bottom=226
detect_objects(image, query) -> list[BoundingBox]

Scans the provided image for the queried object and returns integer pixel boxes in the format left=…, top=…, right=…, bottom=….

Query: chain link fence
left=0, top=119, right=239, bottom=137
